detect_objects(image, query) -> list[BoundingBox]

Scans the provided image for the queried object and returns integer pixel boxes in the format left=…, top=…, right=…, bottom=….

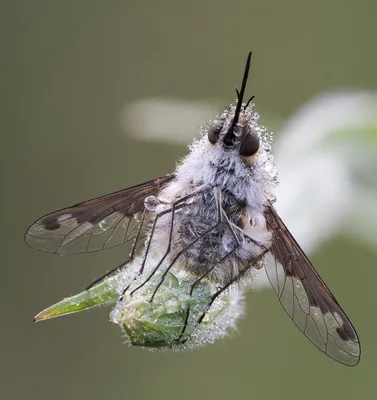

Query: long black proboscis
left=223, top=51, right=252, bottom=146
left=234, top=51, right=252, bottom=124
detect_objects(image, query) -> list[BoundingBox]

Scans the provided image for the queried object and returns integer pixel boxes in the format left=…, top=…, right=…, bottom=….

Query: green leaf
left=34, top=276, right=119, bottom=322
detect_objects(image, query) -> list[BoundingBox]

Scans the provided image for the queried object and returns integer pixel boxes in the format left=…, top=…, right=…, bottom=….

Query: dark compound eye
left=239, top=130, right=259, bottom=156
left=208, top=120, right=223, bottom=144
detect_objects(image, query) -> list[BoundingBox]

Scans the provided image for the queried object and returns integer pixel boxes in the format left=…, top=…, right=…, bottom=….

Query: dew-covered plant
left=34, top=255, right=246, bottom=349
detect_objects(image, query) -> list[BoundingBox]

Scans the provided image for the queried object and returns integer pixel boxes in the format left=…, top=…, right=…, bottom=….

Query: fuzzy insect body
left=149, top=104, right=275, bottom=287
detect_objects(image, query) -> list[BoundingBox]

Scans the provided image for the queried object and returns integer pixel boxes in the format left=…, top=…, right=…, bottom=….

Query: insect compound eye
left=207, top=120, right=223, bottom=144
left=239, top=129, right=260, bottom=156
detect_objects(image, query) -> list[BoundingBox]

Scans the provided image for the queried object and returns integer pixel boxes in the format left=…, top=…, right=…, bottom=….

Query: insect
left=25, top=52, right=360, bottom=366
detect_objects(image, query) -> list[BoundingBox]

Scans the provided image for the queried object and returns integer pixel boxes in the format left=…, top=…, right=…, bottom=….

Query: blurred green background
left=1, top=1, right=377, bottom=399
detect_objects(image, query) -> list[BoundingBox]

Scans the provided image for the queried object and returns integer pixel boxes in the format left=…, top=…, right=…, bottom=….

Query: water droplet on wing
left=144, top=196, right=160, bottom=212
left=134, top=212, right=143, bottom=222
left=99, top=219, right=109, bottom=231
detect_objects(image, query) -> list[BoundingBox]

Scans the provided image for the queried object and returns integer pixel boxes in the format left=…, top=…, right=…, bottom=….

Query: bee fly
left=25, top=52, right=360, bottom=366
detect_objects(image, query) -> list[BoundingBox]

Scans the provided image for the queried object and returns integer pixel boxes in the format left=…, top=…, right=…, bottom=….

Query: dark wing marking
left=25, top=174, right=175, bottom=254
left=264, top=205, right=361, bottom=366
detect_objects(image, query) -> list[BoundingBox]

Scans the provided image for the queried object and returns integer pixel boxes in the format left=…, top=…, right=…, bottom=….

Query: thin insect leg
left=173, top=183, right=211, bottom=207
left=187, top=188, right=243, bottom=296
left=213, top=186, right=223, bottom=222
left=217, top=193, right=264, bottom=250
left=177, top=306, right=191, bottom=343
left=170, top=186, right=223, bottom=341
left=149, top=222, right=220, bottom=302
left=221, top=211, right=241, bottom=245
left=138, top=215, right=158, bottom=277
left=176, top=249, right=237, bottom=342
left=189, top=251, right=236, bottom=296
left=118, top=214, right=159, bottom=301
left=86, top=258, right=131, bottom=291
left=119, top=202, right=192, bottom=300
left=129, top=203, right=176, bottom=296
left=149, top=186, right=221, bottom=302
left=197, top=248, right=270, bottom=324
left=86, top=210, right=148, bottom=290
left=231, top=223, right=268, bottom=250
left=118, top=202, right=188, bottom=301
left=129, top=185, right=211, bottom=297
left=213, top=186, right=240, bottom=244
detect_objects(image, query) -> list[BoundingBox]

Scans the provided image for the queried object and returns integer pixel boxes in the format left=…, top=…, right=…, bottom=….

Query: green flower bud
left=110, top=271, right=211, bottom=347
left=110, top=257, right=246, bottom=350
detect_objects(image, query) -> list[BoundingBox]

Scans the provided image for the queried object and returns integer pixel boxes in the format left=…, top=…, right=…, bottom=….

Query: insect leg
left=197, top=248, right=270, bottom=324
left=127, top=185, right=212, bottom=298
left=231, top=222, right=269, bottom=250
left=119, top=202, right=189, bottom=300
left=149, top=222, right=219, bottom=302
left=173, top=186, right=231, bottom=341
left=86, top=209, right=148, bottom=290
left=176, top=249, right=237, bottom=342
left=149, top=186, right=223, bottom=302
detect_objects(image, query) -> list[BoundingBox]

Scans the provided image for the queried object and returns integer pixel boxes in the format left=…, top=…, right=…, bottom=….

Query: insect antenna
left=244, top=95, right=255, bottom=110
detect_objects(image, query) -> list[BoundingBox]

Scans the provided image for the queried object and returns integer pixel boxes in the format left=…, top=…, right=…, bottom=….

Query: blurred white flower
left=275, top=91, right=377, bottom=251
left=120, top=91, right=377, bottom=288
left=120, top=97, right=218, bottom=142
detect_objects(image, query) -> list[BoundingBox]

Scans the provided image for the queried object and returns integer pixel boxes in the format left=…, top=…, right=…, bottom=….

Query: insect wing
left=25, top=174, right=175, bottom=254
left=264, top=205, right=361, bottom=366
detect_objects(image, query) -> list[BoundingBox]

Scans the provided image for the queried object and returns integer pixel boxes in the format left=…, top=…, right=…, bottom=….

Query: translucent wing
left=264, top=205, right=361, bottom=366
left=25, top=174, right=175, bottom=254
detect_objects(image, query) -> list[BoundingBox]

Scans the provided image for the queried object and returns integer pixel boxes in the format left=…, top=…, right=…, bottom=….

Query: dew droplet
left=184, top=195, right=196, bottom=205
left=134, top=212, right=142, bottom=222
left=222, top=233, right=236, bottom=252
left=252, top=112, right=260, bottom=122
left=99, top=219, right=109, bottom=231
left=144, top=196, right=160, bottom=212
